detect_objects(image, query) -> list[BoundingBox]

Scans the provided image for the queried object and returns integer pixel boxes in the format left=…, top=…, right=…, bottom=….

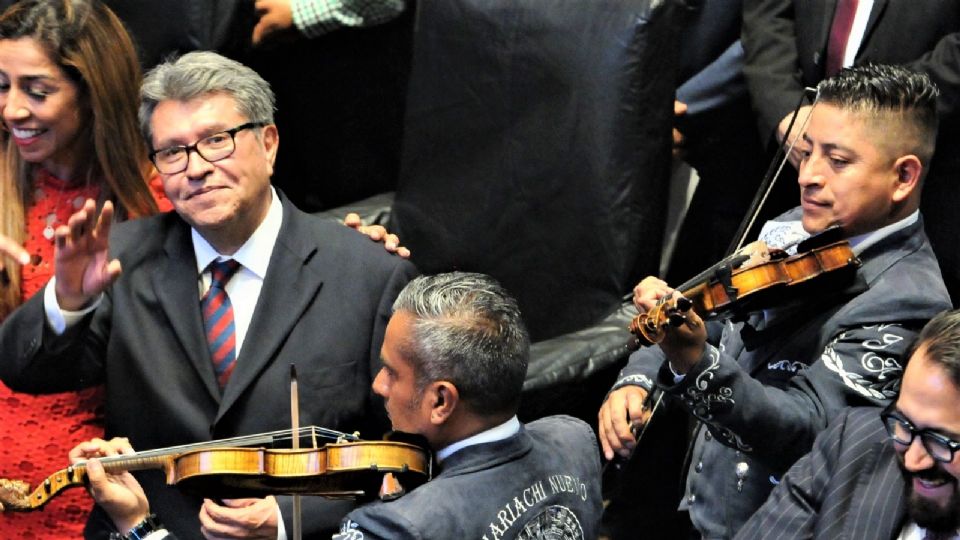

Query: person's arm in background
left=741, top=0, right=805, bottom=142
left=253, top=0, right=406, bottom=45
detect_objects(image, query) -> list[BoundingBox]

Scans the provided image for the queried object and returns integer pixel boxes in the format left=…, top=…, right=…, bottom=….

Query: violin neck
left=79, top=426, right=353, bottom=472
left=96, top=453, right=173, bottom=474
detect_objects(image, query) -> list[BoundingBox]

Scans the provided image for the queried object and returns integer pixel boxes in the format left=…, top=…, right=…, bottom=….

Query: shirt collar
left=757, top=210, right=919, bottom=255
left=193, top=187, right=283, bottom=277
left=435, top=415, right=521, bottom=463
left=848, top=210, right=919, bottom=255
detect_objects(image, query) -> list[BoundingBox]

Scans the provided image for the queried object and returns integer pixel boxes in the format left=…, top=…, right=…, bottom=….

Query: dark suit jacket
left=0, top=195, right=418, bottom=538
left=742, top=0, right=960, bottom=139
left=736, top=407, right=908, bottom=539
left=334, top=415, right=603, bottom=540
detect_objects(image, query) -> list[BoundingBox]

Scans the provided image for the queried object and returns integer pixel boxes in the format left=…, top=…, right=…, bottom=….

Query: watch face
left=516, top=505, right=584, bottom=540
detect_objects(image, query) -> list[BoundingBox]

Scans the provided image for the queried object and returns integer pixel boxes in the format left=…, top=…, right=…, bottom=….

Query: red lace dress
left=0, top=169, right=170, bottom=538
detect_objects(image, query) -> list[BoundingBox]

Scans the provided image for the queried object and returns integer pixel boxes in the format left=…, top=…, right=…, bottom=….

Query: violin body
left=174, top=441, right=431, bottom=499
left=630, top=240, right=861, bottom=347
left=0, top=428, right=432, bottom=512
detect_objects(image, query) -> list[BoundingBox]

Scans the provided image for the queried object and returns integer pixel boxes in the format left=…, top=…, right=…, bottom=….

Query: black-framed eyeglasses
left=881, top=403, right=960, bottom=463
left=149, top=122, right=265, bottom=174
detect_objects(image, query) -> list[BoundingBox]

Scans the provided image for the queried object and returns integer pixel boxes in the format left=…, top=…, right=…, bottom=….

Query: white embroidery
left=516, top=505, right=584, bottom=540
left=615, top=373, right=654, bottom=389
left=683, top=346, right=734, bottom=420
left=821, top=329, right=903, bottom=400
left=332, top=520, right=364, bottom=540
left=767, top=359, right=806, bottom=373
left=681, top=346, right=752, bottom=452
left=860, top=324, right=904, bottom=350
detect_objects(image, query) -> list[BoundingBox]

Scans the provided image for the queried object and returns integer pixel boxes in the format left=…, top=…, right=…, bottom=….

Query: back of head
left=392, top=272, right=530, bottom=417
left=139, top=51, right=276, bottom=145
left=817, top=64, right=939, bottom=171
left=909, top=309, right=960, bottom=389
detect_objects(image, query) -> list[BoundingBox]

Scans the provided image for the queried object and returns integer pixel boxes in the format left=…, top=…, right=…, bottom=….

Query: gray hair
left=138, top=51, right=276, bottom=145
left=393, top=272, right=530, bottom=416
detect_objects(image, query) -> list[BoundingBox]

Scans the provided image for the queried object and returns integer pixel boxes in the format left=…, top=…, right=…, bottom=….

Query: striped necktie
left=202, top=259, right=242, bottom=390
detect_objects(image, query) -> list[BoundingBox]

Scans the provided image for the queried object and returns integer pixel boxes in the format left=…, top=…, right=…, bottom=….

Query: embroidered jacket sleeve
left=611, top=321, right=726, bottom=394
left=292, top=0, right=405, bottom=38
left=655, top=323, right=912, bottom=471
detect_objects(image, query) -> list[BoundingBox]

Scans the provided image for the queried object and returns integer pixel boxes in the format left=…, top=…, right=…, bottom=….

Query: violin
left=629, top=229, right=861, bottom=348
left=0, top=426, right=431, bottom=512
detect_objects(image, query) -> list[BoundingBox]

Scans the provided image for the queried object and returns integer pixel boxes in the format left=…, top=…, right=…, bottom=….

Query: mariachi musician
left=598, top=64, right=951, bottom=539
left=64, top=273, right=604, bottom=540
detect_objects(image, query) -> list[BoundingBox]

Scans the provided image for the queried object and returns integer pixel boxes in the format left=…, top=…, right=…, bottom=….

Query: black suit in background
left=736, top=407, right=908, bottom=539
left=742, top=0, right=960, bottom=303
left=664, top=0, right=767, bottom=285
left=0, top=195, right=418, bottom=538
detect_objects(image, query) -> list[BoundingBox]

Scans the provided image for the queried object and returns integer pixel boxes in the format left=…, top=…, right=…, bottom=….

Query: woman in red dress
left=0, top=1, right=170, bottom=536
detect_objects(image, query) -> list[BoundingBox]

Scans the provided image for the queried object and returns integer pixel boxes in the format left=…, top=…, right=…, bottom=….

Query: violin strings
left=76, top=426, right=356, bottom=467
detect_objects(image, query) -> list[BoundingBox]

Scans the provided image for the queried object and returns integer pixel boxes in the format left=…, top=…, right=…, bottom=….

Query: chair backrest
left=392, top=0, right=682, bottom=341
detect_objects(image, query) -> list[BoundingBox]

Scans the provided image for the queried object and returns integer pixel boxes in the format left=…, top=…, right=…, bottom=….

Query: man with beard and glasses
left=737, top=308, right=960, bottom=539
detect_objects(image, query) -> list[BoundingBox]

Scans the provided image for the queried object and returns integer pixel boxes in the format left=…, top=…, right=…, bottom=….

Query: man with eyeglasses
left=738, top=309, right=960, bottom=540
left=0, top=51, right=417, bottom=539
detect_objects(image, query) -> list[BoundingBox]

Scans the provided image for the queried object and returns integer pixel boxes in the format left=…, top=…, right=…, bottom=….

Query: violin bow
left=290, top=364, right=303, bottom=540
left=626, top=86, right=821, bottom=451
left=727, top=86, right=820, bottom=254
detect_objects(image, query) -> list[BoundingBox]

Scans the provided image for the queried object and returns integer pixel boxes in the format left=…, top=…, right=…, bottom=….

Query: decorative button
left=695, top=461, right=703, bottom=473
left=688, top=494, right=696, bottom=504
left=704, top=431, right=712, bottom=441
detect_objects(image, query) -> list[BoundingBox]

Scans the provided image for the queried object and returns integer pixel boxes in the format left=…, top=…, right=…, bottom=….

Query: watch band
left=108, top=514, right=164, bottom=540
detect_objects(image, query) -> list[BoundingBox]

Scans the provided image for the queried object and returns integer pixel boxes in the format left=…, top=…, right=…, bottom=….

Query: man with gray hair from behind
left=73, top=272, right=604, bottom=540
left=335, top=271, right=603, bottom=539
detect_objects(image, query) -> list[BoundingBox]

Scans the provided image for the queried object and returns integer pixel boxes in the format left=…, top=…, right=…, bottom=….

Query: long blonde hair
left=0, top=0, right=157, bottom=318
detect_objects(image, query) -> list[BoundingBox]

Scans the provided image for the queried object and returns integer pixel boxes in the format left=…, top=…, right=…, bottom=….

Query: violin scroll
left=627, top=239, right=861, bottom=349
left=628, top=296, right=693, bottom=350
left=0, top=464, right=91, bottom=512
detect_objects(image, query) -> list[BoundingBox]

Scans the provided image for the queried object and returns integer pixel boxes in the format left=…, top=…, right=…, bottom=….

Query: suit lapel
left=859, top=0, right=889, bottom=58
left=846, top=440, right=906, bottom=539
left=152, top=218, right=221, bottom=403
left=216, top=203, right=324, bottom=418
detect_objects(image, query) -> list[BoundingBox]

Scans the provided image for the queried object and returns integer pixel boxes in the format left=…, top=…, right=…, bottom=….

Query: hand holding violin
left=632, top=276, right=674, bottom=312
left=69, top=437, right=150, bottom=535
left=631, top=276, right=707, bottom=373
left=598, top=386, right=650, bottom=461
left=656, top=301, right=707, bottom=375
